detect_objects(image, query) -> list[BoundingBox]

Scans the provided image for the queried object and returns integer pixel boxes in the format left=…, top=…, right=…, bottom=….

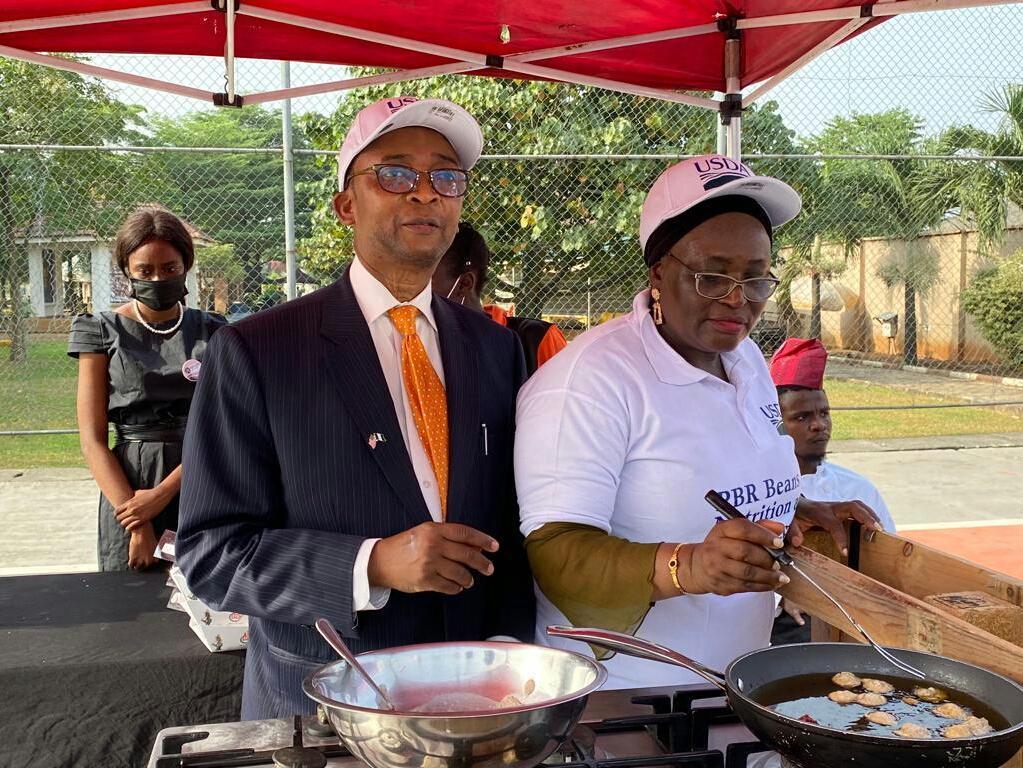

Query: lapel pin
left=181, top=358, right=201, bottom=382
left=368, top=432, right=387, bottom=450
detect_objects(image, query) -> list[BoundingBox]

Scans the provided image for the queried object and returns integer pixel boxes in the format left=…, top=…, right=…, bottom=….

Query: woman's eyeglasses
left=668, top=251, right=780, bottom=303
left=347, top=164, right=470, bottom=198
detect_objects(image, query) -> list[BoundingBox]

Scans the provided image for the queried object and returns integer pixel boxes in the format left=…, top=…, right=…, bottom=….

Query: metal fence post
left=281, top=61, right=298, bottom=301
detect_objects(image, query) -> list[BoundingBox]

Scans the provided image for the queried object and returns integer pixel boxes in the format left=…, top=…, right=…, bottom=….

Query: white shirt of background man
left=801, top=460, right=896, bottom=532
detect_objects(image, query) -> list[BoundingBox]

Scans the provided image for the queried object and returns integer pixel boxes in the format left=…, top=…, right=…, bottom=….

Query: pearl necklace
left=133, top=300, right=184, bottom=336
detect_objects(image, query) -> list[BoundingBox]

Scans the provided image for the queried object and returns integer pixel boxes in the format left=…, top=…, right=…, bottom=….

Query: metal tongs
left=704, top=490, right=926, bottom=679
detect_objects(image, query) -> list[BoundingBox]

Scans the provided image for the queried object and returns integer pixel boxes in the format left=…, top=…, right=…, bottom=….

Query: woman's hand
left=128, top=523, right=159, bottom=570
left=789, top=498, right=882, bottom=555
left=682, top=518, right=791, bottom=596
left=115, top=487, right=171, bottom=532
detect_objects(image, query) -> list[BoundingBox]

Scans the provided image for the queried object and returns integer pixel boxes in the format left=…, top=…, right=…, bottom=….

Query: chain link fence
left=2, top=5, right=1023, bottom=450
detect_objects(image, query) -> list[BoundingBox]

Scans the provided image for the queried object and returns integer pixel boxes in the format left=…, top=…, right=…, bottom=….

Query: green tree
left=962, top=248, right=1023, bottom=369
left=922, top=83, right=1023, bottom=252
left=145, top=106, right=318, bottom=304
left=193, top=242, right=245, bottom=310
left=0, top=58, right=144, bottom=361
left=300, top=75, right=799, bottom=317
left=804, top=110, right=951, bottom=365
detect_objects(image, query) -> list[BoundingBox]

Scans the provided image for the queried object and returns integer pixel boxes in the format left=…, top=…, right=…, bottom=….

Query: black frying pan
left=547, top=626, right=1023, bottom=768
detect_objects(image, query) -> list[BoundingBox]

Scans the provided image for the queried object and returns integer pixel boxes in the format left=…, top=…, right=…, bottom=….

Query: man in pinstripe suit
left=177, top=97, right=535, bottom=720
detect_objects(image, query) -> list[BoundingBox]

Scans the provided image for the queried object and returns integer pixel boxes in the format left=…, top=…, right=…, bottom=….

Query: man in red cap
left=769, top=337, right=894, bottom=635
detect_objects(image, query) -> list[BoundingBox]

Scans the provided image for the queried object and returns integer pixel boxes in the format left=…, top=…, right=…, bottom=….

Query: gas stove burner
left=304, top=706, right=335, bottom=738
left=147, top=684, right=775, bottom=768
left=271, top=745, right=328, bottom=768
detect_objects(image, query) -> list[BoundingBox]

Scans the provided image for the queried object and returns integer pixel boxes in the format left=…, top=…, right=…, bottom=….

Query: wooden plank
left=855, top=529, right=1023, bottom=608
left=776, top=547, right=1023, bottom=685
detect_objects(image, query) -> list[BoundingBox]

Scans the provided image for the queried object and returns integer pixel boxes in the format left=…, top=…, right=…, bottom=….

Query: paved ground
left=828, top=359, right=1023, bottom=416
left=0, top=468, right=96, bottom=576
left=833, top=443, right=1023, bottom=579
left=2, top=436, right=1022, bottom=578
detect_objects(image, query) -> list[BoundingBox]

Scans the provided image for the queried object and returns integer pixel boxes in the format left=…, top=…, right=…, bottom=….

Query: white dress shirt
left=800, top=461, right=896, bottom=532
left=516, top=289, right=802, bottom=689
left=348, top=256, right=446, bottom=611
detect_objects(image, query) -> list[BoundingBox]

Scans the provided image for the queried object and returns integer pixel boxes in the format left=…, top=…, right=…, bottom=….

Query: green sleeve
left=526, top=522, right=660, bottom=657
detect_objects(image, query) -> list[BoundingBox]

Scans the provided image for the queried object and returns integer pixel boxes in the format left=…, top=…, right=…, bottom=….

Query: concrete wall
left=782, top=228, right=1023, bottom=366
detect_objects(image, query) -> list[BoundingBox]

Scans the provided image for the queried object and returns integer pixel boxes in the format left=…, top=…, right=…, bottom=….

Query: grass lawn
left=0, top=338, right=78, bottom=430
left=0, top=337, right=83, bottom=469
left=826, top=379, right=1023, bottom=440
left=1, top=338, right=1021, bottom=468
left=0, top=432, right=83, bottom=468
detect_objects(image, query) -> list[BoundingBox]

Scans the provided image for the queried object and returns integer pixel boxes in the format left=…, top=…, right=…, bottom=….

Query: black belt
left=113, top=422, right=187, bottom=445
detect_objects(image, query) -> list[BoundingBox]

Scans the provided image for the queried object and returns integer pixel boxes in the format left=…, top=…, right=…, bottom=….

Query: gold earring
left=651, top=287, right=664, bottom=326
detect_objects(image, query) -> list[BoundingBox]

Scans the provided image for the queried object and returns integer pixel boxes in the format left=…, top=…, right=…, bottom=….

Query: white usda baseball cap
left=639, top=155, right=802, bottom=258
left=337, top=96, right=484, bottom=190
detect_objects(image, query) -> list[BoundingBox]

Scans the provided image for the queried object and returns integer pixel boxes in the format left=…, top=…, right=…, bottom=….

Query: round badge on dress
left=181, top=359, right=202, bottom=382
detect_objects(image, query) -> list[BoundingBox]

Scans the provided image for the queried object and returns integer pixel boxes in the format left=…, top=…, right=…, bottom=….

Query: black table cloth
left=0, top=570, right=244, bottom=768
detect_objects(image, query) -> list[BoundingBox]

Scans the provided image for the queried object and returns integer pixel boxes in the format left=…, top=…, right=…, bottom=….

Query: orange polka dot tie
left=388, top=305, right=449, bottom=519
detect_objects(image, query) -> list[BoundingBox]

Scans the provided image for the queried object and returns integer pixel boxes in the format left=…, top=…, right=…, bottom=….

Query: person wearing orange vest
left=432, top=221, right=567, bottom=377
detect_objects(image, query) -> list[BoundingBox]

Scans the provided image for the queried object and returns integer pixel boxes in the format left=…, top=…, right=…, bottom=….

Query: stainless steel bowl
left=303, top=641, right=607, bottom=768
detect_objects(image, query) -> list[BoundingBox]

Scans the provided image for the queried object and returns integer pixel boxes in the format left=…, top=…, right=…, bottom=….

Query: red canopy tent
left=0, top=0, right=1017, bottom=158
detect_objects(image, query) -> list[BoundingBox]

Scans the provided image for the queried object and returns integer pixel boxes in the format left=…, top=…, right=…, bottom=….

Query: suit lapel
left=320, top=268, right=431, bottom=525
left=434, top=297, right=480, bottom=524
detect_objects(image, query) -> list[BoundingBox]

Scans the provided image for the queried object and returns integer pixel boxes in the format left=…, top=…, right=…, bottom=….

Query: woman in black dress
left=69, top=207, right=227, bottom=570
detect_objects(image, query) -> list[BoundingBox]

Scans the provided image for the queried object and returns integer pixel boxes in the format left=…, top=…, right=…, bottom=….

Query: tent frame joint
left=860, top=4, right=875, bottom=17
left=210, top=0, right=240, bottom=12
left=719, top=93, right=743, bottom=125
left=716, top=16, right=740, bottom=38
left=214, top=92, right=244, bottom=107
left=486, top=54, right=504, bottom=68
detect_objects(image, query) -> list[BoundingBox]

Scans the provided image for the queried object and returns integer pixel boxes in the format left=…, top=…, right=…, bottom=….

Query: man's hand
left=781, top=597, right=806, bottom=626
left=789, top=498, right=882, bottom=555
left=115, top=487, right=171, bottom=531
left=128, top=522, right=159, bottom=570
left=367, top=522, right=499, bottom=595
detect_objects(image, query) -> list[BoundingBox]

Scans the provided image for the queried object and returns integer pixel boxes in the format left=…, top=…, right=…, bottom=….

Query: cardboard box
left=188, top=618, right=250, bottom=653
left=168, top=565, right=246, bottom=627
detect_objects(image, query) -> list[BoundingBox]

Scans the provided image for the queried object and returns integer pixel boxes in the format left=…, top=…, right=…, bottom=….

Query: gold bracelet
left=667, top=542, right=687, bottom=595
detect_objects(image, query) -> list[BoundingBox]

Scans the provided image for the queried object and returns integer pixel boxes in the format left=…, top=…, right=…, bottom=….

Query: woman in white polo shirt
left=515, top=155, right=880, bottom=689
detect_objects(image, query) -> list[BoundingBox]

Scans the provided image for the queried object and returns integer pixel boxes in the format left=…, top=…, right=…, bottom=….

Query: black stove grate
left=152, top=691, right=774, bottom=768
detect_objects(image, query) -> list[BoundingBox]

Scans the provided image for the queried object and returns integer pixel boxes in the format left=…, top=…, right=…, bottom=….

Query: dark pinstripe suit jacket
left=176, top=268, right=535, bottom=719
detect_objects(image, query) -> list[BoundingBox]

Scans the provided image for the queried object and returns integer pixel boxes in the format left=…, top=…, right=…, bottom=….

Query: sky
left=86, top=4, right=1023, bottom=144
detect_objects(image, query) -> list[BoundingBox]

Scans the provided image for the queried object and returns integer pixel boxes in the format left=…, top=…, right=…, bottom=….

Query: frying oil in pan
left=754, top=673, right=1007, bottom=739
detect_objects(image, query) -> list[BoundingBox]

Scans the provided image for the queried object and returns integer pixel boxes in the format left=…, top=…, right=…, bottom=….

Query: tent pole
left=742, top=16, right=868, bottom=108
left=714, top=92, right=727, bottom=155
left=723, top=24, right=742, bottom=160
left=0, top=2, right=208, bottom=34
left=281, top=61, right=297, bottom=301
left=225, top=0, right=236, bottom=104
left=510, top=22, right=720, bottom=62
left=0, top=44, right=213, bottom=101
left=245, top=62, right=477, bottom=105
left=239, top=5, right=718, bottom=109
left=726, top=115, right=742, bottom=161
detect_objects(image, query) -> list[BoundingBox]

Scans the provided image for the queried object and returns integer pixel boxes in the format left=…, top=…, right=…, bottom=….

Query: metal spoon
left=703, top=490, right=926, bottom=680
left=314, top=617, right=396, bottom=710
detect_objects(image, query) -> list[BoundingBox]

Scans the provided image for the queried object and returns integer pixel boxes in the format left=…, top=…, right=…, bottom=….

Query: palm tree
left=805, top=110, right=954, bottom=365
left=920, top=83, right=1023, bottom=254
left=777, top=156, right=865, bottom=341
